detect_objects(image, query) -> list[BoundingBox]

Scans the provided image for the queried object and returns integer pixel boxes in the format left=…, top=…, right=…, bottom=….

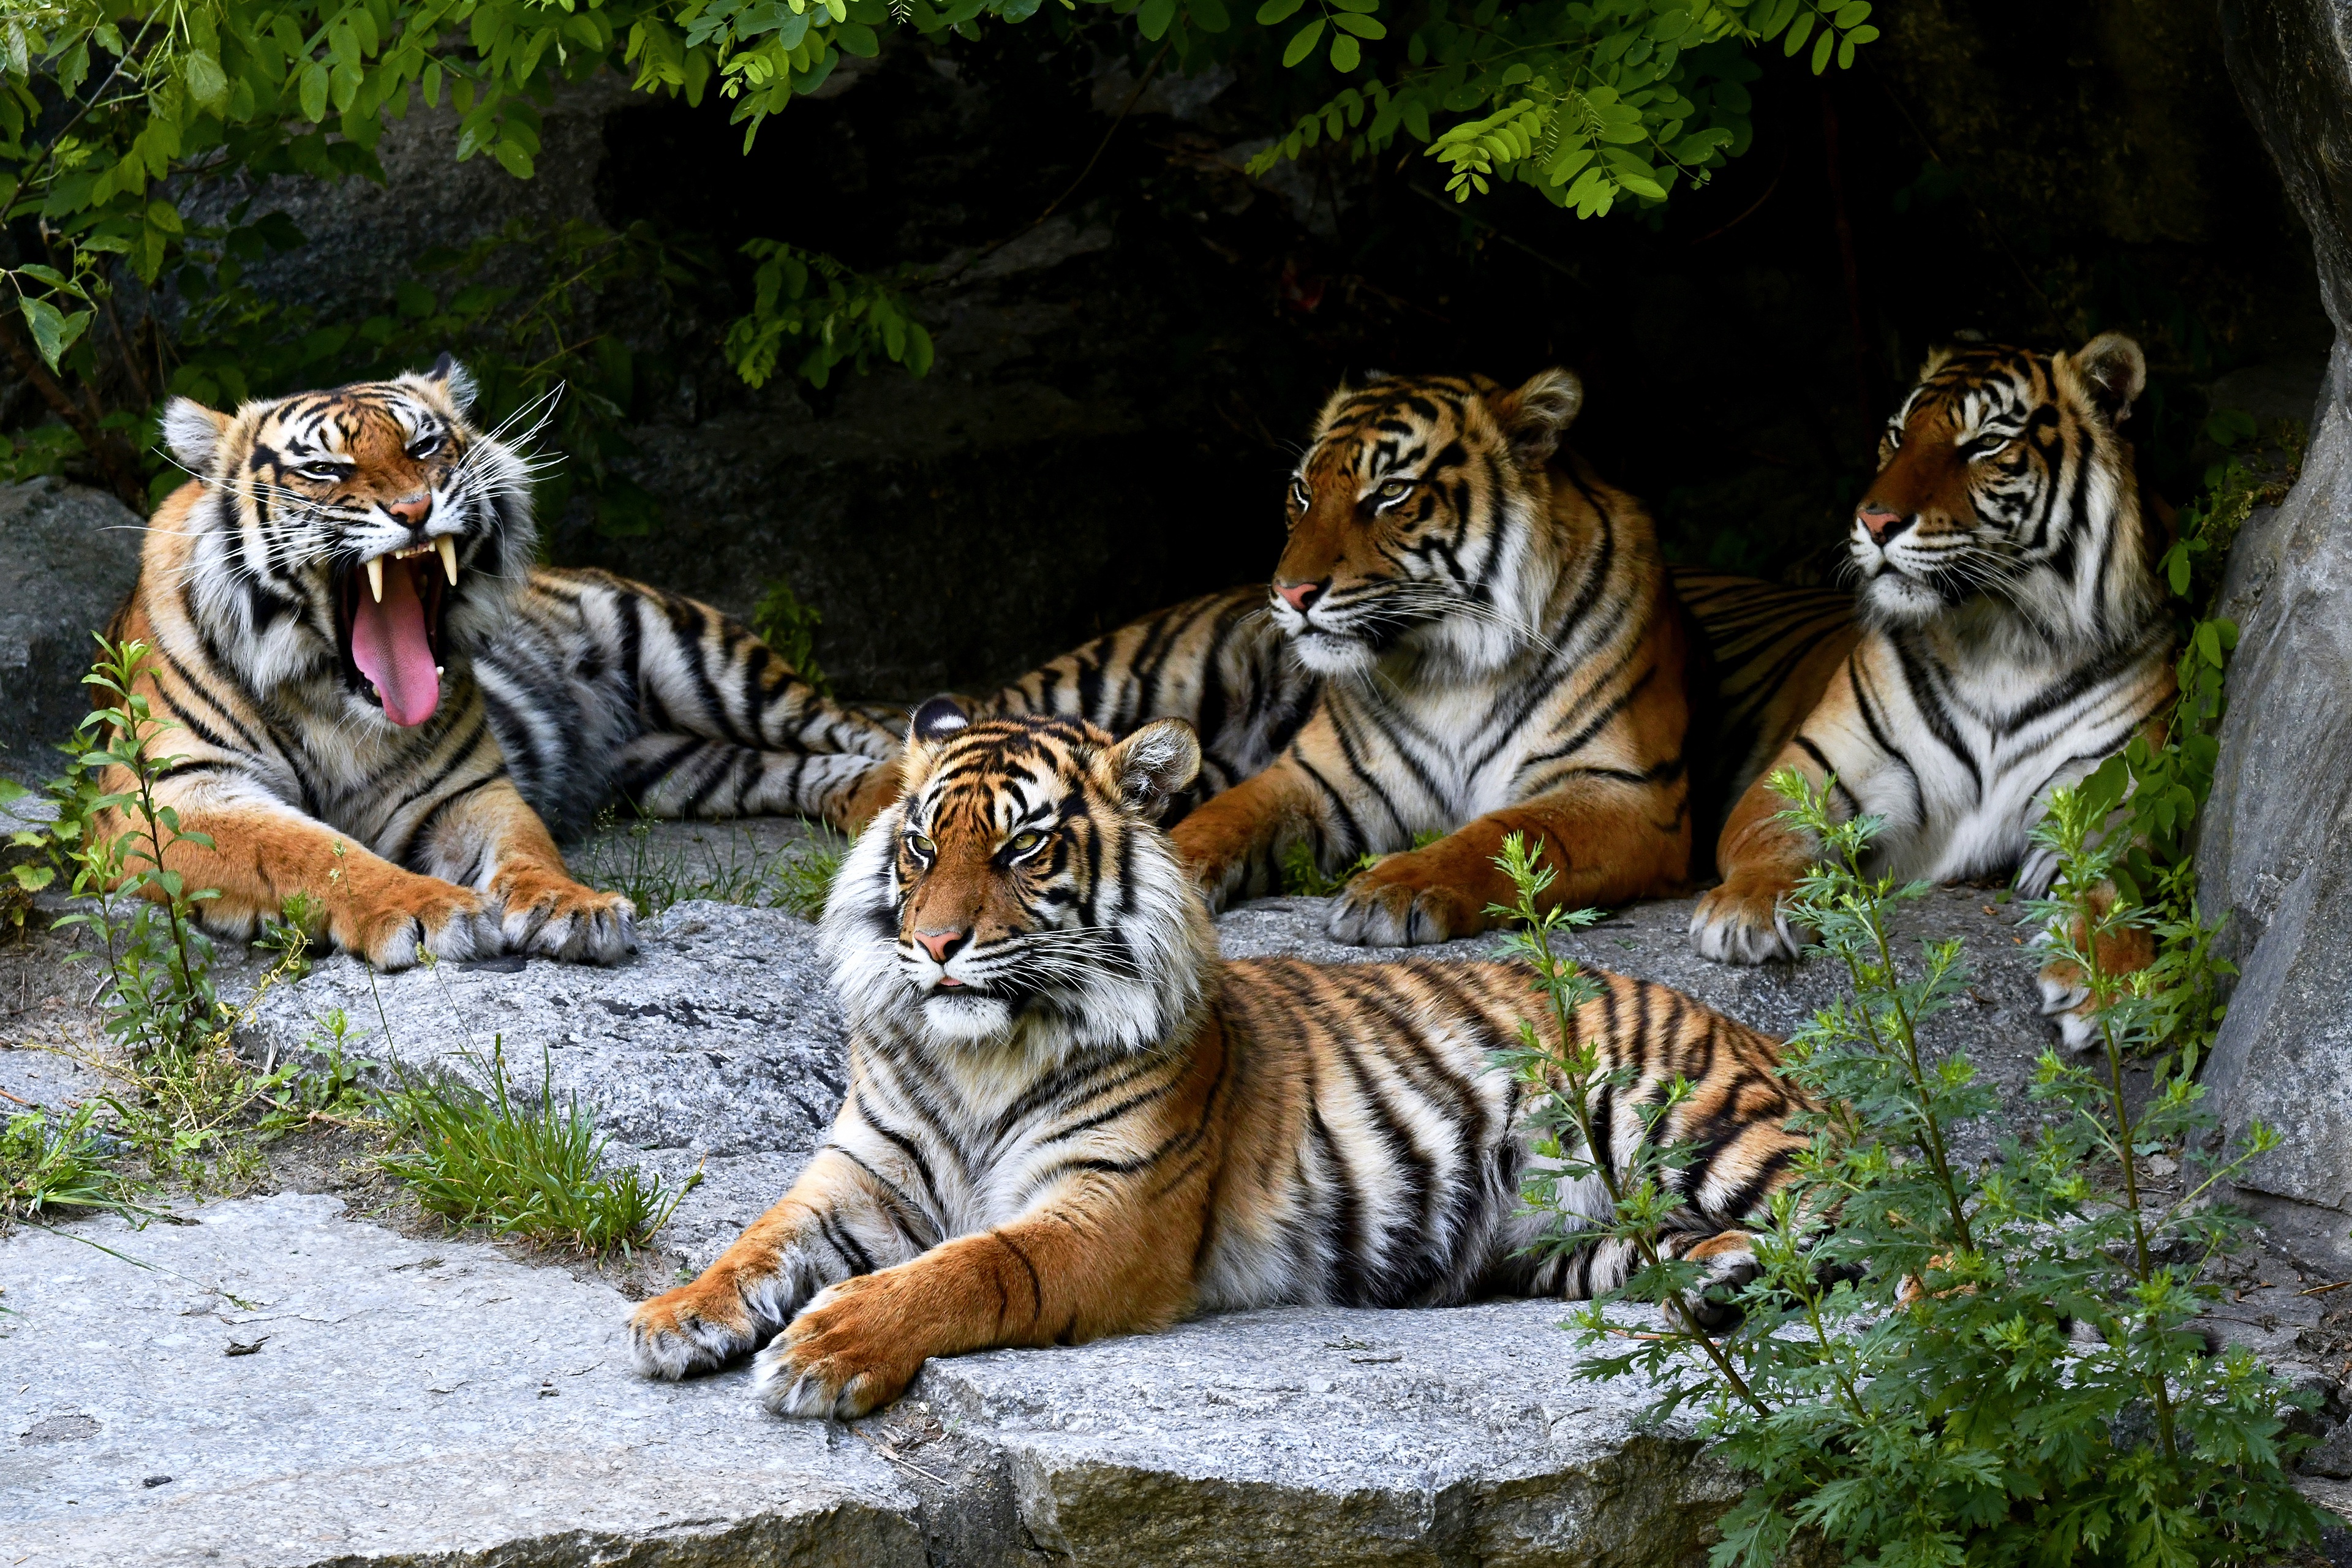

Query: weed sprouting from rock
left=378, top=1036, right=700, bottom=1259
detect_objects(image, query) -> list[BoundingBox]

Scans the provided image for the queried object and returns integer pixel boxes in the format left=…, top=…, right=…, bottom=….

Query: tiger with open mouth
left=96, top=358, right=902, bottom=968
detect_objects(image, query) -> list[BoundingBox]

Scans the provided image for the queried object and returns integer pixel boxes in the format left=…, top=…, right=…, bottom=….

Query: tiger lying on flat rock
left=108, top=360, right=900, bottom=968
left=1690, top=334, right=2174, bottom=1043
left=627, top=701, right=1809, bottom=1419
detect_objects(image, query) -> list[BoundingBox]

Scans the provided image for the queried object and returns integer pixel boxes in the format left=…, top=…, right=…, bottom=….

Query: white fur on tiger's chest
left=1352, top=656, right=1591, bottom=829
left=1833, top=636, right=2133, bottom=887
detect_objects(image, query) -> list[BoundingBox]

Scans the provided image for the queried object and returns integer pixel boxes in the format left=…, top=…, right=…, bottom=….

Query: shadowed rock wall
left=2202, top=0, right=2352, bottom=1246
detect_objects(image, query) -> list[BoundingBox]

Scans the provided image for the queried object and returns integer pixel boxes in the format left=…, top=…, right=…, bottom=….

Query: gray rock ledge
left=1, top=1193, right=1728, bottom=1567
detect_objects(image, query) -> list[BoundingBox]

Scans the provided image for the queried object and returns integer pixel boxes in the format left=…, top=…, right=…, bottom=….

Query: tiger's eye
left=1009, top=829, right=1044, bottom=855
left=905, top=831, right=935, bottom=857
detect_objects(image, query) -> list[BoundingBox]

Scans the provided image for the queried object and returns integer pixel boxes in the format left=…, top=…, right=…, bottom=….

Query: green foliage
left=2075, top=409, right=2306, bottom=1065
left=748, top=577, right=833, bottom=695
left=1279, top=826, right=1442, bottom=895
left=1540, top=774, right=2320, bottom=1567
left=0, top=1104, right=138, bottom=1229
left=39, top=636, right=224, bottom=1063
left=1256, top=0, right=1874, bottom=216
left=1488, top=830, right=1770, bottom=1407
left=378, top=1036, right=700, bottom=1257
left=727, top=241, right=934, bottom=391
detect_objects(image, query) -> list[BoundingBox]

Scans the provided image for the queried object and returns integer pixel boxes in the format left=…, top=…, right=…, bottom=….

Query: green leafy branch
left=724, top=239, right=935, bottom=389
left=1248, top=0, right=1878, bottom=217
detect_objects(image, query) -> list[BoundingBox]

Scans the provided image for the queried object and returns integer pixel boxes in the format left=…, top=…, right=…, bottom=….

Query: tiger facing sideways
left=626, top=704, right=1811, bottom=1417
left=113, top=360, right=902, bottom=968
left=982, top=369, right=1713, bottom=948
left=1689, top=334, right=2174, bottom=1042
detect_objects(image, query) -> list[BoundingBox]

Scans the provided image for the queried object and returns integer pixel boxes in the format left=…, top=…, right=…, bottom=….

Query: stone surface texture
left=2204, top=4, right=2352, bottom=1242
left=0, top=480, right=145, bottom=763
left=0, top=1192, right=1728, bottom=1567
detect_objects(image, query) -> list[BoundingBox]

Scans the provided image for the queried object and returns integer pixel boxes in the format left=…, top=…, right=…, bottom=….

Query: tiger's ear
left=160, top=398, right=230, bottom=475
left=1488, top=369, right=1584, bottom=467
left=1099, top=719, right=1200, bottom=816
left=417, top=352, right=480, bottom=415
left=911, top=697, right=970, bottom=744
left=2063, top=333, right=2146, bottom=426
left=899, top=696, right=970, bottom=790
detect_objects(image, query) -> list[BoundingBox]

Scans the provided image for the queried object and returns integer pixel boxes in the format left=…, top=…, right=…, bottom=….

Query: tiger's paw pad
left=753, top=1278, right=918, bottom=1420
left=491, top=875, right=638, bottom=965
left=628, top=1287, right=764, bottom=1380
left=1326, top=870, right=1479, bottom=948
left=1689, top=880, right=1809, bottom=966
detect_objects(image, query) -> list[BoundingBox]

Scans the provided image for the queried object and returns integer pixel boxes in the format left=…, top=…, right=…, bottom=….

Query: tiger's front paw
left=1326, top=859, right=1484, bottom=948
left=753, top=1274, right=925, bottom=1420
left=1689, top=873, right=1810, bottom=965
left=486, top=866, right=636, bottom=964
left=332, top=876, right=492, bottom=971
left=629, top=1281, right=767, bottom=1380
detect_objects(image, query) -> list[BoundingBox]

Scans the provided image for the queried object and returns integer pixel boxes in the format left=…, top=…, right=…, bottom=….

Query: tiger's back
left=1201, top=954, right=1806, bottom=1310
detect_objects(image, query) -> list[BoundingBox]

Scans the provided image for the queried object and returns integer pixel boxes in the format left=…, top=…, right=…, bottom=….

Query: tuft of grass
left=770, top=829, right=845, bottom=919
left=578, top=808, right=845, bottom=921
left=1, top=1105, right=138, bottom=1231
left=377, top=1037, right=699, bottom=1258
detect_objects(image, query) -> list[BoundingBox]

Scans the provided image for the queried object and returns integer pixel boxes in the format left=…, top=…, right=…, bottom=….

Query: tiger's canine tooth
left=436, top=535, right=459, bottom=584
left=366, top=556, right=385, bottom=603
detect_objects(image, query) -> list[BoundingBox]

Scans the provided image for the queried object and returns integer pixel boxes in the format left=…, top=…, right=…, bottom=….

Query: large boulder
left=2201, top=3, right=2352, bottom=1253
left=0, top=1192, right=1736, bottom=1568
left=33, top=877, right=2064, bottom=1568
left=0, top=480, right=143, bottom=769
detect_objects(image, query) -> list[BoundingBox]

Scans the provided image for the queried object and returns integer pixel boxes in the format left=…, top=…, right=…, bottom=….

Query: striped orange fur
left=628, top=705, right=1809, bottom=1418
left=108, top=362, right=900, bottom=968
left=1690, top=336, right=2174, bottom=1047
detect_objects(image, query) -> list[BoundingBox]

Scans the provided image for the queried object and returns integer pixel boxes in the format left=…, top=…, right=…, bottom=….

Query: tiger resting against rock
left=627, top=701, right=1809, bottom=1417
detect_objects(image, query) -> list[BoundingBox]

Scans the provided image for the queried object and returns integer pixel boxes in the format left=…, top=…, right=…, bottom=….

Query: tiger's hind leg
left=618, top=735, right=902, bottom=832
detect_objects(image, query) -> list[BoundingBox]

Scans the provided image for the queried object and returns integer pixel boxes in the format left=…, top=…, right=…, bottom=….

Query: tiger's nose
left=1275, top=579, right=1329, bottom=612
left=388, top=492, right=434, bottom=527
left=1856, top=505, right=1910, bottom=546
left=913, top=927, right=968, bottom=963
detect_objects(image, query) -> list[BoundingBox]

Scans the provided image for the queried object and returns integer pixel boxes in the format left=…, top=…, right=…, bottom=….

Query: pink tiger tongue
left=349, top=560, right=440, bottom=727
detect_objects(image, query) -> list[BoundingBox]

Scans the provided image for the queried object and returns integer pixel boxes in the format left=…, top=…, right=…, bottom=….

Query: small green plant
left=378, top=1037, right=700, bottom=1257
left=1279, top=827, right=1444, bottom=897
left=0, top=1106, right=137, bottom=1231
left=1545, top=772, right=2320, bottom=1567
left=13, top=637, right=226, bottom=1063
left=726, top=241, right=933, bottom=391
left=2084, top=407, right=2306, bottom=1066
left=748, top=578, right=834, bottom=696
left=1488, top=830, right=1770, bottom=1411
